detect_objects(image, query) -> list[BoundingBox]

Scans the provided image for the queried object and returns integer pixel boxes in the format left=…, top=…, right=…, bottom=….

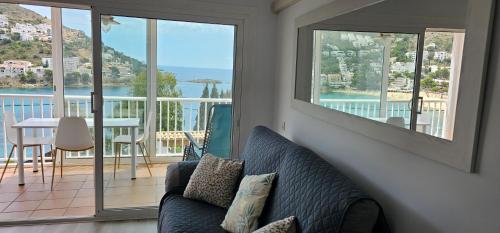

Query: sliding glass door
left=0, top=2, right=240, bottom=222
left=92, top=11, right=237, bottom=216
left=0, top=3, right=97, bottom=221
left=99, top=15, right=156, bottom=209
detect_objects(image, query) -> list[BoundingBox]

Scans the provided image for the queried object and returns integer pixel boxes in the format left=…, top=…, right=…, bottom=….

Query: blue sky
left=21, top=5, right=235, bottom=70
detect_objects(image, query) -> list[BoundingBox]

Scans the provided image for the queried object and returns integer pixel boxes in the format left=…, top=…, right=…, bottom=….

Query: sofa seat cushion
left=159, top=194, right=228, bottom=233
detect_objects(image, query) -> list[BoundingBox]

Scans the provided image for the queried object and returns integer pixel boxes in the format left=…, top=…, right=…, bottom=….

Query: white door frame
left=91, top=7, right=105, bottom=217
left=91, top=6, right=243, bottom=219
left=51, top=7, right=64, bottom=118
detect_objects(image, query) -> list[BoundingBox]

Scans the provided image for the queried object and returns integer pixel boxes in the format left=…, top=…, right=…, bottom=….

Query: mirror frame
left=290, top=0, right=495, bottom=172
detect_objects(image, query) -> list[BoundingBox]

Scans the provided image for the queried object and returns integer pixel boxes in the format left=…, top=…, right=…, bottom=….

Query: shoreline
left=0, top=80, right=232, bottom=89
left=325, top=89, right=447, bottom=101
left=1, top=85, right=446, bottom=101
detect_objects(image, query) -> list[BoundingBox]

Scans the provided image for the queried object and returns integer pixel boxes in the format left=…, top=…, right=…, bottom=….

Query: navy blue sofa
left=158, top=126, right=390, bottom=233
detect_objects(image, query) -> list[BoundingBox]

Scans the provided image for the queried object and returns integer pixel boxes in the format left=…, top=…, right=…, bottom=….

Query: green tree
left=321, top=55, right=341, bottom=74
left=65, top=72, right=82, bottom=86
left=26, top=70, right=36, bottom=78
left=130, top=71, right=182, bottom=131
left=26, top=71, right=36, bottom=84
left=18, top=73, right=26, bottom=83
left=351, top=62, right=380, bottom=91
left=81, top=73, right=91, bottom=85
left=429, top=68, right=450, bottom=80
left=11, top=32, right=20, bottom=41
left=391, top=35, right=416, bottom=62
left=420, top=76, right=436, bottom=91
left=43, top=69, right=53, bottom=84
left=195, top=84, right=210, bottom=130
left=210, top=83, right=219, bottom=99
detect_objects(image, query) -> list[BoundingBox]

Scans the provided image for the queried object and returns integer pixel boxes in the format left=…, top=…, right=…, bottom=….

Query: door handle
left=417, top=96, right=424, bottom=114
left=91, top=91, right=96, bottom=113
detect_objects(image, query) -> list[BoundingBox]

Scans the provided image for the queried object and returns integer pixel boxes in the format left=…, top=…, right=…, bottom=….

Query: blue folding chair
left=183, top=104, right=232, bottom=160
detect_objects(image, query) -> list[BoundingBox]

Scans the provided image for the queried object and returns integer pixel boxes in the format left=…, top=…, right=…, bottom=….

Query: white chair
left=113, top=113, right=153, bottom=178
left=1, top=111, right=52, bottom=183
left=51, top=117, right=94, bottom=190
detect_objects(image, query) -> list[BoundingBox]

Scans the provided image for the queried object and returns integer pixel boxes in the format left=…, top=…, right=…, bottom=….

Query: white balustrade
left=319, top=99, right=448, bottom=137
left=0, top=94, right=231, bottom=160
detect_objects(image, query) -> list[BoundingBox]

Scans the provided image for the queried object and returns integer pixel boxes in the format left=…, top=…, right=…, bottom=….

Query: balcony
left=0, top=93, right=233, bottom=220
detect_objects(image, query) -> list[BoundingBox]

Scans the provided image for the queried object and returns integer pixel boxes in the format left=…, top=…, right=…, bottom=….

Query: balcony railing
left=0, top=93, right=231, bottom=160
left=319, top=99, right=447, bottom=137
left=0, top=93, right=447, bottom=160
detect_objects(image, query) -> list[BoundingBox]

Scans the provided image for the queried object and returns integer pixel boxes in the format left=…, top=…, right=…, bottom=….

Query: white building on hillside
left=434, top=51, right=449, bottom=61
left=0, top=60, right=33, bottom=77
left=391, top=62, right=415, bottom=73
left=0, top=15, right=9, bottom=28
left=42, top=57, right=80, bottom=74
left=28, top=66, right=45, bottom=77
left=389, top=77, right=414, bottom=92
left=405, top=51, right=417, bottom=60
left=11, top=23, right=51, bottom=41
left=63, top=57, right=80, bottom=74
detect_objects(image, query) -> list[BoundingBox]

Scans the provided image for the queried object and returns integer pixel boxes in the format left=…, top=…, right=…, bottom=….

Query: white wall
left=323, top=0, right=467, bottom=29
left=31, top=0, right=277, bottom=152
left=273, top=0, right=500, bottom=232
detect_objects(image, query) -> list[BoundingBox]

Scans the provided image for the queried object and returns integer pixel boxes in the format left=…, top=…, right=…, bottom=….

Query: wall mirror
left=292, top=0, right=494, bottom=171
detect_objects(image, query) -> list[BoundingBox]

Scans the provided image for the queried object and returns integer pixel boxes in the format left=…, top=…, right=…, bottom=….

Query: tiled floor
left=0, top=219, right=157, bottom=233
left=0, top=162, right=169, bottom=221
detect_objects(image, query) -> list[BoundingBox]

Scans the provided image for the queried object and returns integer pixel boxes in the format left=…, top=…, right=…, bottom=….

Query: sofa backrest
left=243, top=126, right=382, bottom=233
left=241, top=126, right=299, bottom=176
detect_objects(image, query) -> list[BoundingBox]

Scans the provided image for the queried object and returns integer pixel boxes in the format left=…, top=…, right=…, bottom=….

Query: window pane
left=0, top=3, right=53, bottom=169
left=100, top=15, right=150, bottom=209
left=419, top=30, right=464, bottom=140
left=156, top=20, right=235, bottom=156
left=62, top=8, right=92, bottom=116
left=310, top=30, right=418, bottom=129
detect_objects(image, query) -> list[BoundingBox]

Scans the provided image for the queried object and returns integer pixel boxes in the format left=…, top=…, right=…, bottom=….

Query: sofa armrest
left=341, top=199, right=380, bottom=233
left=165, top=161, right=199, bottom=194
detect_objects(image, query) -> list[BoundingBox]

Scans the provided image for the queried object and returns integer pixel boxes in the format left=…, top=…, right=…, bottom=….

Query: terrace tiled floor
left=0, top=162, right=169, bottom=221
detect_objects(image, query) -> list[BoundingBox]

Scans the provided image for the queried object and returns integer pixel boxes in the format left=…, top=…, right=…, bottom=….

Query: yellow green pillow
left=221, top=173, right=276, bottom=233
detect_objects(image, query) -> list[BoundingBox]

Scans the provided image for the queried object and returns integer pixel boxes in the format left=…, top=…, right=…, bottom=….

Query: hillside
left=0, top=3, right=145, bottom=81
left=0, top=3, right=49, bottom=25
left=0, top=39, right=51, bottom=66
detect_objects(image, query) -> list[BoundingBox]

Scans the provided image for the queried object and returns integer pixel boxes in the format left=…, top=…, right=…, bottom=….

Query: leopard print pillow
left=252, top=216, right=296, bottom=233
left=183, top=154, right=243, bottom=208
